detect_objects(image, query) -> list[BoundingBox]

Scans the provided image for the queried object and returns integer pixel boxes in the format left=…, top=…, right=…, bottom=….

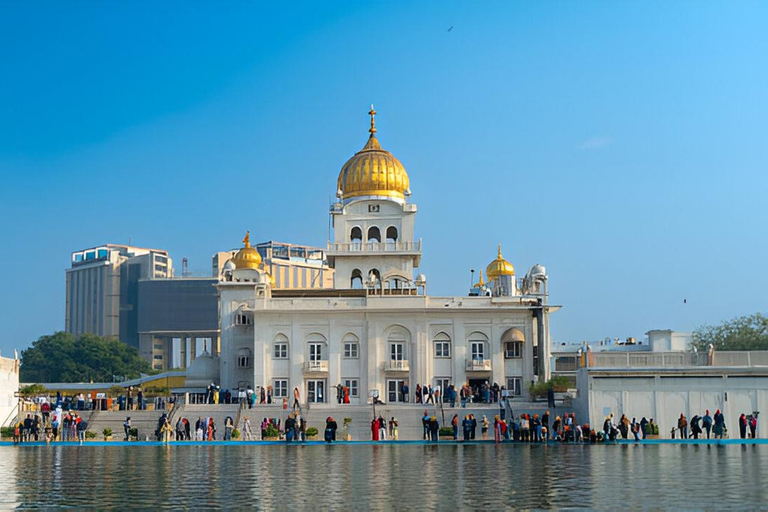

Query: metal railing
left=327, top=241, right=422, bottom=253
left=465, top=359, right=492, bottom=371
left=590, top=352, right=709, bottom=368
left=304, top=360, right=329, bottom=372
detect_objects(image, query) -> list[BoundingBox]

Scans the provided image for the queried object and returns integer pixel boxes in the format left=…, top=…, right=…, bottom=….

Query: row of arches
left=350, top=225, right=398, bottom=243
left=350, top=268, right=411, bottom=289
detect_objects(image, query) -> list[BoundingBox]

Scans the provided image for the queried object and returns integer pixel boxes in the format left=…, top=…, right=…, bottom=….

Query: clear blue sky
left=1, top=2, right=767, bottom=357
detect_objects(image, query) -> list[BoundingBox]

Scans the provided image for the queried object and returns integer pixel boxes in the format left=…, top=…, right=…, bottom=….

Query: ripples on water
left=1, top=444, right=765, bottom=509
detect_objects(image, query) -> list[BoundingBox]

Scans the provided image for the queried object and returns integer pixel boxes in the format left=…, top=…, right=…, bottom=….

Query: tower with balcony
left=327, top=106, right=421, bottom=292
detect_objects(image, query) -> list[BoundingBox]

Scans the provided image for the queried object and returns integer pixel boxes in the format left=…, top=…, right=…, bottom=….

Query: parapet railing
left=327, top=241, right=422, bottom=253
left=590, top=352, right=709, bottom=368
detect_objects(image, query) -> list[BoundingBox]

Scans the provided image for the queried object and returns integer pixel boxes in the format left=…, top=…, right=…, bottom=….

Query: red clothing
left=371, top=419, right=380, bottom=441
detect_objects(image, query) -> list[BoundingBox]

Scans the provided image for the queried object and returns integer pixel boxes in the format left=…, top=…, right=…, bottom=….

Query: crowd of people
left=12, top=409, right=89, bottom=444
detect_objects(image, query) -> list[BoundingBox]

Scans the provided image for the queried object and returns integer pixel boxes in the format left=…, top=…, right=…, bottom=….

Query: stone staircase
left=87, top=410, right=169, bottom=440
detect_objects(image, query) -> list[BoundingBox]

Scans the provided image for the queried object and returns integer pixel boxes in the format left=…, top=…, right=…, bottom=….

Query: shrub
left=85, top=431, right=97, bottom=439
left=306, top=427, right=318, bottom=437
left=265, top=424, right=280, bottom=438
left=103, top=428, right=113, bottom=438
left=343, top=418, right=352, bottom=425
left=1, top=426, right=15, bottom=438
left=232, top=429, right=241, bottom=439
left=529, top=376, right=571, bottom=398
left=439, top=427, right=453, bottom=437
left=129, top=427, right=138, bottom=439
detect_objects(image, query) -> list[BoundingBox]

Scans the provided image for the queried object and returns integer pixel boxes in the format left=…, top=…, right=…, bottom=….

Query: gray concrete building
left=65, top=244, right=173, bottom=348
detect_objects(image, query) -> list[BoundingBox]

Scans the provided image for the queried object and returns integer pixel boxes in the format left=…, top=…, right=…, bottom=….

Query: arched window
left=306, top=333, right=328, bottom=362
left=273, top=333, right=289, bottom=359
left=350, top=269, right=363, bottom=289
left=237, top=348, right=252, bottom=369
left=433, top=332, right=451, bottom=358
left=502, top=328, right=525, bottom=359
left=369, top=268, right=381, bottom=287
left=468, top=332, right=489, bottom=361
left=350, top=226, right=363, bottom=243
left=342, top=333, right=360, bottom=359
left=367, top=226, right=381, bottom=243
left=386, top=226, right=398, bottom=243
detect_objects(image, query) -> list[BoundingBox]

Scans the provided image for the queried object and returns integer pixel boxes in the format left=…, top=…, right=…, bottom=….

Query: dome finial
left=498, top=244, right=503, bottom=259
left=369, top=104, right=376, bottom=135
left=478, top=270, right=485, bottom=286
left=243, top=230, right=251, bottom=248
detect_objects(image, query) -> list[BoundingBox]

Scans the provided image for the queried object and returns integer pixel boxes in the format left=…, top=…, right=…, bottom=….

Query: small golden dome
left=336, top=106, right=410, bottom=202
left=232, top=231, right=262, bottom=270
left=486, top=244, right=515, bottom=280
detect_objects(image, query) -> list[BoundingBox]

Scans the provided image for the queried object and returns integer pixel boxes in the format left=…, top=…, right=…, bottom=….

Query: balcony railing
left=304, top=360, right=329, bottom=373
left=466, top=359, right=492, bottom=371
left=384, top=360, right=410, bottom=372
left=327, top=241, right=422, bottom=253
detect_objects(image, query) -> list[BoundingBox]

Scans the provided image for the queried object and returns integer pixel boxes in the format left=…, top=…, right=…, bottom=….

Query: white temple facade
left=216, top=108, right=557, bottom=403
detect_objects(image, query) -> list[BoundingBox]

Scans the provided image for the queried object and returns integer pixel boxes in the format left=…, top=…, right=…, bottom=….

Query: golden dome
left=336, top=106, right=410, bottom=202
left=232, top=231, right=262, bottom=270
left=486, top=244, right=515, bottom=280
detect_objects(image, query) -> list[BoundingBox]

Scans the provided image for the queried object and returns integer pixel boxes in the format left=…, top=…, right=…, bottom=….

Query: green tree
left=20, top=331, right=154, bottom=382
left=692, top=313, right=768, bottom=352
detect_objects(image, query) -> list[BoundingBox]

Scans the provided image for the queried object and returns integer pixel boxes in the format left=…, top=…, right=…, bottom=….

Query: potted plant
left=129, top=427, right=139, bottom=441
left=103, top=428, right=113, bottom=441
left=264, top=424, right=280, bottom=441
left=439, top=427, right=454, bottom=440
left=85, top=431, right=97, bottom=441
left=232, top=429, right=241, bottom=440
left=306, top=427, right=319, bottom=440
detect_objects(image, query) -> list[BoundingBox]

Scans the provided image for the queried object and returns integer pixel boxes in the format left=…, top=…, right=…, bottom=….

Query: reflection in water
left=1, top=444, right=766, bottom=509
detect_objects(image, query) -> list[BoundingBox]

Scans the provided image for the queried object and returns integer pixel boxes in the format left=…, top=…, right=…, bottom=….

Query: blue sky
left=1, top=2, right=767, bottom=356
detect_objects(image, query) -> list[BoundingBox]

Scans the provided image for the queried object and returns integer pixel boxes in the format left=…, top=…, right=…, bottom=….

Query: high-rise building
left=65, top=244, right=173, bottom=348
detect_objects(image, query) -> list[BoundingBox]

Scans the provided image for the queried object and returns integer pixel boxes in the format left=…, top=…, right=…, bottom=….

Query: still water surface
left=1, top=444, right=765, bottom=509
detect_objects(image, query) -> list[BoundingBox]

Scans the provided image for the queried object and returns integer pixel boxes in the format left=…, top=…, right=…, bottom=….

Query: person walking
left=542, top=411, right=550, bottom=441
left=224, top=416, right=234, bottom=441
left=678, top=414, right=688, bottom=439
left=482, top=415, right=489, bottom=440
left=176, top=418, right=185, bottom=441
left=739, top=413, right=748, bottom=439
left=689, top=415, right=702, bottom=439
left=749, top=413, right=758, bottom=439
left=702, top=410, right=713, bottom=439
left=713, top=409, right=726, bottom=439
left=451, top=414, right=459, bottom=440
left=293, top=387, right=301, bottom=411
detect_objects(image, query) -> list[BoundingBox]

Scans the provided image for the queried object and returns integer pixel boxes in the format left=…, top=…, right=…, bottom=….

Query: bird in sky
left=448, top=26, right=453, bottom=32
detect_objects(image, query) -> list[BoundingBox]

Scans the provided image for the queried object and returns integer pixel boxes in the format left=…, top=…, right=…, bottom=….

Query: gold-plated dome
left=486, top=244, right=515, bottom=280
left=336, top=106, right=410, bottom=202
left=232, top=231, right=262, bottom=270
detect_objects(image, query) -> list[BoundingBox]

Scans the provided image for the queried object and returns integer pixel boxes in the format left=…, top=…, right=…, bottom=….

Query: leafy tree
left=20, top=331, right=154, bottom=383
left=692, top=313, right=768, bottom=352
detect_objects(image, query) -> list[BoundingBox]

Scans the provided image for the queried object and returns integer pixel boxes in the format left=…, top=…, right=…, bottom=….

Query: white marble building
left=215, top=108, right=557, bottom=403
